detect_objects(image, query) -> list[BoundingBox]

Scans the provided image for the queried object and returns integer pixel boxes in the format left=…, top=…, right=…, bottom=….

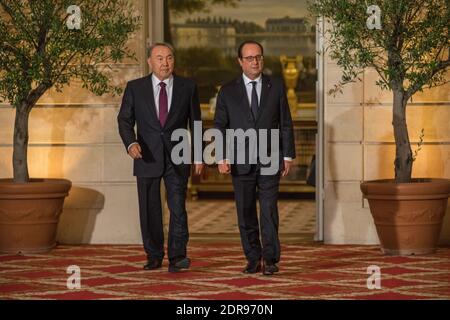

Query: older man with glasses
left=214, top=40, right=296, bottom=275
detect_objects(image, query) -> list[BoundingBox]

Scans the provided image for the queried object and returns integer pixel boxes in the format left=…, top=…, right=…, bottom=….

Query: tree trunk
left=12, top=84, right=50, bottom=183
left=392, top=88, right=412, bottom=183
left=13, top=104, right=31, bottom=183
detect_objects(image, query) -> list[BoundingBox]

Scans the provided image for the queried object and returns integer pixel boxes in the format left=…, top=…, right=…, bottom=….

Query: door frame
left=315, top=17, right=325, bottom=241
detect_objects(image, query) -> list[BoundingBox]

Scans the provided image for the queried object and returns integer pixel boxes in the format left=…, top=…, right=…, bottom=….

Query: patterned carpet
left=1, top=241, right=449, bottom=300
left=172, top=200, right=316, bottom=234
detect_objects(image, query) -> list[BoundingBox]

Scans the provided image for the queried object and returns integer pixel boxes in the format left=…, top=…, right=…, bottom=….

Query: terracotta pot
left=361, top=178, right=450, bottom=255
left=0, top=178, right=72, bottom=254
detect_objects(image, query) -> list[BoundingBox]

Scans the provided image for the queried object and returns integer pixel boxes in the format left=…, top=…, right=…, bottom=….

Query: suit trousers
left=231, top=166, right=281, bottom=264
left=136, top=153, right=189, bottom=263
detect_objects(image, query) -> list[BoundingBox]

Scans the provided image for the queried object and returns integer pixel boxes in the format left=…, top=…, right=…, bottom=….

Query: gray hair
left=148, top=42, right=175, bottom=57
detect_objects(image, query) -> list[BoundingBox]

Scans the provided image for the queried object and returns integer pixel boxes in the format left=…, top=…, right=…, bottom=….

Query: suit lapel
left=256, top=75, right=271, bottom=123
left=165, top=75, right=183, bottom=127
left=235, top=77, right=254, bottom=123
left=142, top=74, right=161, bottom=128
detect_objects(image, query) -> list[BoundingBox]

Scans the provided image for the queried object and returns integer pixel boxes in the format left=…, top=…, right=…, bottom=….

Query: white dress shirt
left=152, top=73, right=174, bottom=116
left=242, top=73, right=262, bottom=107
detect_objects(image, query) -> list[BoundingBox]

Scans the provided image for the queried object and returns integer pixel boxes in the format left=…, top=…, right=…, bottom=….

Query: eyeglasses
left=241, top=55, right=263, bottom=62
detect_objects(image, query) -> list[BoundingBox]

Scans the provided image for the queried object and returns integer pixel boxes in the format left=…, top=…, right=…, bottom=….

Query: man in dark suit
left=118, top=43, right=203, bottom=273
left=214, top=40, right=296, bottom=275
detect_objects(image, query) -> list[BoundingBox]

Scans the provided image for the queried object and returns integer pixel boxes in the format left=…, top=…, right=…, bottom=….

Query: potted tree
left=0, top=0, right=140, bottom=253
left=309, top=0, right=450, bottom=254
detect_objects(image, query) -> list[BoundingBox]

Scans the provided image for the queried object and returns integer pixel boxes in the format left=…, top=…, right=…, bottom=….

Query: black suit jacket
left=214, top=74, right=296, bottom=176
left=117, top=74, right=201, bottom=178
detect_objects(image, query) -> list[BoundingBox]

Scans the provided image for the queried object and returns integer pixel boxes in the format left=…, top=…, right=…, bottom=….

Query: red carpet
left=1, top=242, right=449, bottom=300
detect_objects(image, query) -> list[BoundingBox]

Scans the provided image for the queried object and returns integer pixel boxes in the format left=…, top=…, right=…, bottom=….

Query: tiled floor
left=164, top=200, right=316, bottom=234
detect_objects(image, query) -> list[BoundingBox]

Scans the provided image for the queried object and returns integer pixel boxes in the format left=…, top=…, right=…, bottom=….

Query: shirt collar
left=242, top=73, right=262, bottom=86
left=152, top=73, right=173, bottom=89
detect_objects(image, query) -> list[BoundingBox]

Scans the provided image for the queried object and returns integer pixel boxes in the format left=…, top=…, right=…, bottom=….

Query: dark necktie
left=250, top=81, right=259, bottom=120
left=158, top=82, right=168, bottom=127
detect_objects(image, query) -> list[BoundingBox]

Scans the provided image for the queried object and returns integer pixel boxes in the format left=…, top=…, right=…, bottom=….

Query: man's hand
left=218, top=160, right=231, bottom=174
left=281, top=160, right=292, bottom=177
left=128, top=143, right=142, bottom=159
left=194, top=163, right=204, bottom=176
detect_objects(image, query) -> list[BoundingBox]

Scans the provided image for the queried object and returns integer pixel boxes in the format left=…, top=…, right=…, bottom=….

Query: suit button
left=160, top=132, right=164, bottom=136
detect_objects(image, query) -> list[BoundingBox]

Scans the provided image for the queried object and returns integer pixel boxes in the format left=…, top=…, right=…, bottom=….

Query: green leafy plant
left=309, top=0, right=449, bottom=182
left=0, top=0, right=141, bottom=182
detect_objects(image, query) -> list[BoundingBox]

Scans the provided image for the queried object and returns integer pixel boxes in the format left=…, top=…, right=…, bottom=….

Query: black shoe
left=243, top=261, right=261, bottom=274
left=168, top=257, right=191, bottom=273
left=262, top=262, right=279, bottom=275
left=144, top=259, right=162, bottom=270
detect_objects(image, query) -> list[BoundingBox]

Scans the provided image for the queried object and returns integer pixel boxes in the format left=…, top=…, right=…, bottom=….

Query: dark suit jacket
left=117, top=74, right=201, bottom=178
left=214, top=74, right=296, bottom=176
